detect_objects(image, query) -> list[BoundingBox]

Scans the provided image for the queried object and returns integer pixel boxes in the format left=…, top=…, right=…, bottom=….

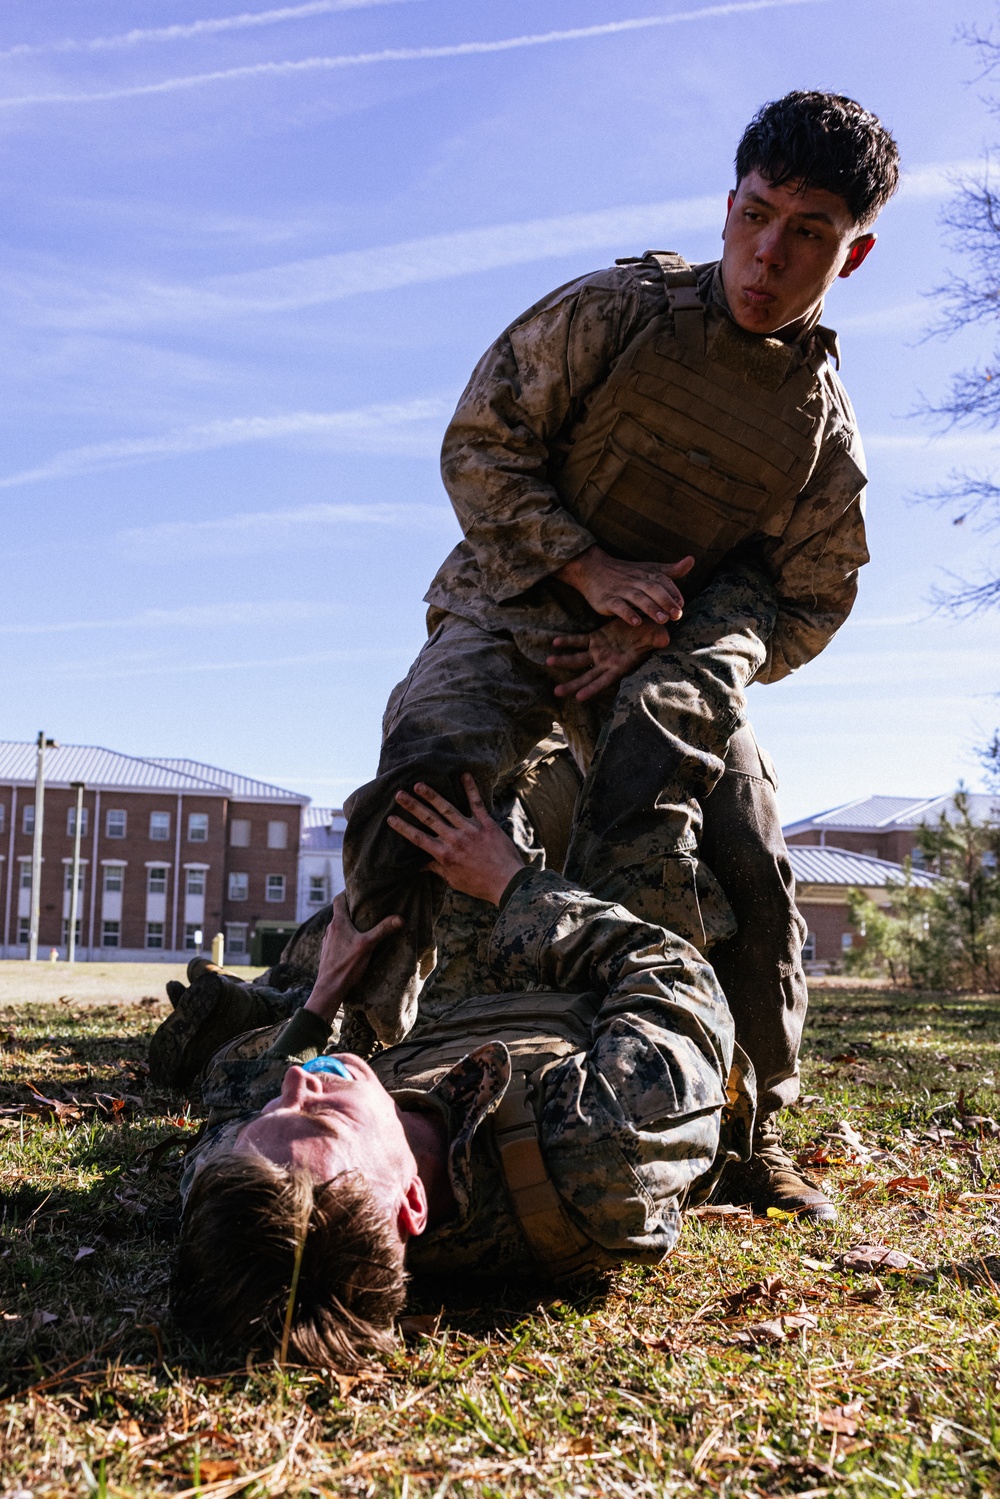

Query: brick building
left=0, top=742, right=308, bottom=963
left=787, top=844, right=938, bottom=971
left=784, top=793, right=1000, bottom=865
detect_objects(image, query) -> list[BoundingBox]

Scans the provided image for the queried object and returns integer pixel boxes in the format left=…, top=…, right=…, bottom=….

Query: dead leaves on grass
left=733, top=1313, right=818, bottom=1346
left=833, top=1244, right=925, bottom=1273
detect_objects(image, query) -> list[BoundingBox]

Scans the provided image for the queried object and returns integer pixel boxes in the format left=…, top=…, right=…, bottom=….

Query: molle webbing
left=557, top=251, right=830, bottom=589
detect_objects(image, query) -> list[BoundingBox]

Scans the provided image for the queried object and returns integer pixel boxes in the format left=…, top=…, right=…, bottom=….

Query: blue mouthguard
left=301, top=1055, right=352, bottom=1079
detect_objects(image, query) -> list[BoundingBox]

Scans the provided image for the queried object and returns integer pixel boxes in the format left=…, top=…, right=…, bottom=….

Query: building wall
left=222, top=801, right=300, bottom=957
left=0, top=782, right=302, bottom=960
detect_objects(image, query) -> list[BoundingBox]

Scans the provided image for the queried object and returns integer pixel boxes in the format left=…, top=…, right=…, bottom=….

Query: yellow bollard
left=211, top=932, right=225, bottom=969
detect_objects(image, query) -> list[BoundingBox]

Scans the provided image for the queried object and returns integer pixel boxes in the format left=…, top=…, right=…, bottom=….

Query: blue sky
left=1, top=0, right=998, bottom=824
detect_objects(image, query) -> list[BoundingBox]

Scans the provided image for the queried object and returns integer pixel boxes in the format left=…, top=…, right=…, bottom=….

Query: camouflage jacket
left=427, top=258, right=869, bottom=683
left=181, top=871, right=751, bottom=1276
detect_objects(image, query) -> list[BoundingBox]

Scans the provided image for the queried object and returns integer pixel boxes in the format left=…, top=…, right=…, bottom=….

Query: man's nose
left=755, top=225, right=786, bottom=268
left=282, top=1065, right=318, bottom=1104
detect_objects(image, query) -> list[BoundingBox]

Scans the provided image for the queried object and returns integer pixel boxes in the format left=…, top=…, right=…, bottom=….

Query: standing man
left=338, top=92, right=900, bottom=1220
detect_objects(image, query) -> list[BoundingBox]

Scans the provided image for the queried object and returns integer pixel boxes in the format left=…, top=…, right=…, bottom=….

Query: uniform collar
left=704, top=261, right=840, bottom=368
left=392, top=1041, right=511, bottom=1225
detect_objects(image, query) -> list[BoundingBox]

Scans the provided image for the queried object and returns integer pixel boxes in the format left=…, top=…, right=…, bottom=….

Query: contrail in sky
left=0, top=0, right=828, bottom=108
left=0, top=0, right=416, bottom=61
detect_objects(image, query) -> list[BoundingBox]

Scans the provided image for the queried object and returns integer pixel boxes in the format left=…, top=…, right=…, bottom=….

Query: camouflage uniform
left=181, top=869, right=754, bottom=1279
left=341, top=255, right=867, bottom=1125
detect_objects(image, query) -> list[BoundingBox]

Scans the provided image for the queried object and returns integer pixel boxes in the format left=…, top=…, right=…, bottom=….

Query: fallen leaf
left=801, top=1257, right=833, bottom=1272
left=766, top=1207, right=795, bottom=1222
left=885, top=1175, right=930, bottom=1195
left=28, top=1309, right=58, bottom=1330
left=833, top=1243, right=924, bottom=1273
left=734, top=1313, right=817, bottom=1345
left=849, top=1179, right=880, bottom=1200
left=818, top=1400, right=865, bottom=1436
left=195, top=1460, right=242, bottom=1482
left=565, top=1436, right=595, bottom=1456
left=73, top=1246, right=95, bottom=1263
left=722, top=1276, right=785, bottom=1315
left=690, top=1203, right=752, bottom=1218
left=397, top=1313, right=441, bottom=1337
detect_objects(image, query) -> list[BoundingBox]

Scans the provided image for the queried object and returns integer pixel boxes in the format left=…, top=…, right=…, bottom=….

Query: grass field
left=2, top=979, right=1000, bottom=1498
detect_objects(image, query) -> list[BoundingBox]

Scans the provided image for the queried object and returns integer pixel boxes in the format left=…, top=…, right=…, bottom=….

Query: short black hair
left=735, top=91, right=900, bottom=227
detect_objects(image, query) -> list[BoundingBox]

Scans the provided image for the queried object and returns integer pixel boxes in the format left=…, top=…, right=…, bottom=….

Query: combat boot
left=148, top=973, right=277, bottom=1091
left=715, top=1116, right=837, bottom=1225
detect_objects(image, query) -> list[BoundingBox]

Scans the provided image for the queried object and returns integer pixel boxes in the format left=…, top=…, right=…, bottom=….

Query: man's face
left=720, top=169, right=875, bottom=335
left=235, top=1056, right=420, bottom=1227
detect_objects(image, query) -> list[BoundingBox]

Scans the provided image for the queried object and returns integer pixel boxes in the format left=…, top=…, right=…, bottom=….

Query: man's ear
left=397, top=1175, right=428, bottom=1239
left=722, top=188, right=736, bottom=240
left=838, top=232, right=876, bottom=279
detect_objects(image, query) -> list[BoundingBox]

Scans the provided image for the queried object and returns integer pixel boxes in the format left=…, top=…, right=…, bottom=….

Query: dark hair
left=735, top=91, right=900, bottom=227
left=171, top=1152, right=407, bottom=1369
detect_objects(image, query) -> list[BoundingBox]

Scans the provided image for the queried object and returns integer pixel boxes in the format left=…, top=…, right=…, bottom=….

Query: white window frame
left=149, top=811, right=171, bottom=842
left=145, top=922, right=165, bottom=950
left=267, top=820, right=288, bottom=850
left=106, top=809, right=127, bottom=839
left=265, top=873, right=286, bottom=903
left=147, top=866, right=168, bottom=896
left=67, top=805, right=89, bottom=839
left=22, top=805, right=35, bottom=836
left=101, top=920, right=120, bottom=948
left=102, top=863, right=125, bottom=893
left=230, top=819, right=251, bottom=848
left=187, top=813, right=209, bottom=843
left=225, top=922, right=249, bottom=955
left=228, top=872, right=249, bottom=902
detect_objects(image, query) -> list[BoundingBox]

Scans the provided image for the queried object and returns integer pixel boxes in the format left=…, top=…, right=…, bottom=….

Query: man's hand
left=305, top=894, right=403, bottom=1022
left=388, top=773, right=526, bottom=905
left=547, top=616, right=671, bottom=701
left=554, top=545, right=695, bottom=626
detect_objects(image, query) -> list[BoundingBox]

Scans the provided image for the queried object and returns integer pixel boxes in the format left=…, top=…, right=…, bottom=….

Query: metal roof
left=784, top=792, right=1000, bottom=836
left=0, top=741, right=305, bottom=801
left=143, top=757, right=308, bottom=804
left=788, top=844, right=939, bottom=890
left=301, top=806, right=346, bottom=852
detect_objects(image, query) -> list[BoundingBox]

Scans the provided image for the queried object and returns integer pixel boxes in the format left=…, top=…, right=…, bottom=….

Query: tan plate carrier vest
left=553, top=251, right=832, bottom=593
left=370, top=988, right=618, bottom=1281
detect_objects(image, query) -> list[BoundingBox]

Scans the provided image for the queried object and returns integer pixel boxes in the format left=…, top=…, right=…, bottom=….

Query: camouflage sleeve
left=488, top=868, right=733, bottom=1085
left=439, top=267, right=659, bottom=602
left=757, top=423, right=869, bottom=684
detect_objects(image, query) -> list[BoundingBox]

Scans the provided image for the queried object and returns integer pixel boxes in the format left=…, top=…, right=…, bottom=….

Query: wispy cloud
left=118, top=500, right=455, bottom=561
left=0, top=0, right=828, bottom=109
left=0, top=600, right=342, bottom=636
left=24, top=645, right=412, bottom=683
left=0, top=397, right=451, bottom=490
left=0, top=0, right=413, bottom=61
left=36, top=157, right=965, bottom=333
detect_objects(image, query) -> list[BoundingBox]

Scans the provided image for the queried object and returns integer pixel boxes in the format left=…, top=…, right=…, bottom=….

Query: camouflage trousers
left=341, top=559, right=809, bottom=1115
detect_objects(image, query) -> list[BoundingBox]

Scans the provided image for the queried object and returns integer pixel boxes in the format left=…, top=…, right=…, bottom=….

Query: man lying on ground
left=171, top=776, right=754, bottom=1370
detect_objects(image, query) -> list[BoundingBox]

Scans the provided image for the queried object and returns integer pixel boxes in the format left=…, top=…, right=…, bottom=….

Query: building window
left=185, top=868, right=206, bottom=897
left=149, top=811, right=171, bottom=841
left=147, top=867, right=168, bottom=896
left=228, top=872, right=249, bottom=901
left=230, top=819, right=251, bottom=848
left=265, top=874, right=286, bottom=903
left=226, top=922, right=248, bottom=956
left=188, top=813, right=209, bottom=842
left=106, top=809, right=126, bottom=839
left=308, top=874, right=327, bottom=906
left=17, top=916, right=29, bottom=944
left=146, top=922, right=165, bottom=949
left=267, top=821, right=288, bottom=850
left=67, top=806, right=89, bottom=839
left=841, top=932, right=854, bottom=951
left=802, top=931, right=816, bottom=962
left=184, top=923, right=203, bottom=951
left=0, top=804, right=5, bottom=835
left=19, top=863, right=32, bottom=890
left=63, top=865, right=84, bottom=894
left=101, top=921, right=120, bottom=948
left=22, top=805, right=34, bottom=836
left=61, top=918, right=82, bottom=945
left=103, top=864, right=124, bottom=893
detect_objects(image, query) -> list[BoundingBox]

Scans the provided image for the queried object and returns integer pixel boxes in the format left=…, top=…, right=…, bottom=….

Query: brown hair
left=171, top=1151, right=407, bottom=1369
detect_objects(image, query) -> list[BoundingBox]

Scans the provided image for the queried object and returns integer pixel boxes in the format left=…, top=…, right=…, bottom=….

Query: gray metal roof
left=302, top=806, right=346, bottom=852
left=784, top=792, right=1000, bottom=836
left=143, top=757, right=308, bottom=804
left=0, top=741, right=305, bottom=801
left=788, top=844, right=939, bottom=890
